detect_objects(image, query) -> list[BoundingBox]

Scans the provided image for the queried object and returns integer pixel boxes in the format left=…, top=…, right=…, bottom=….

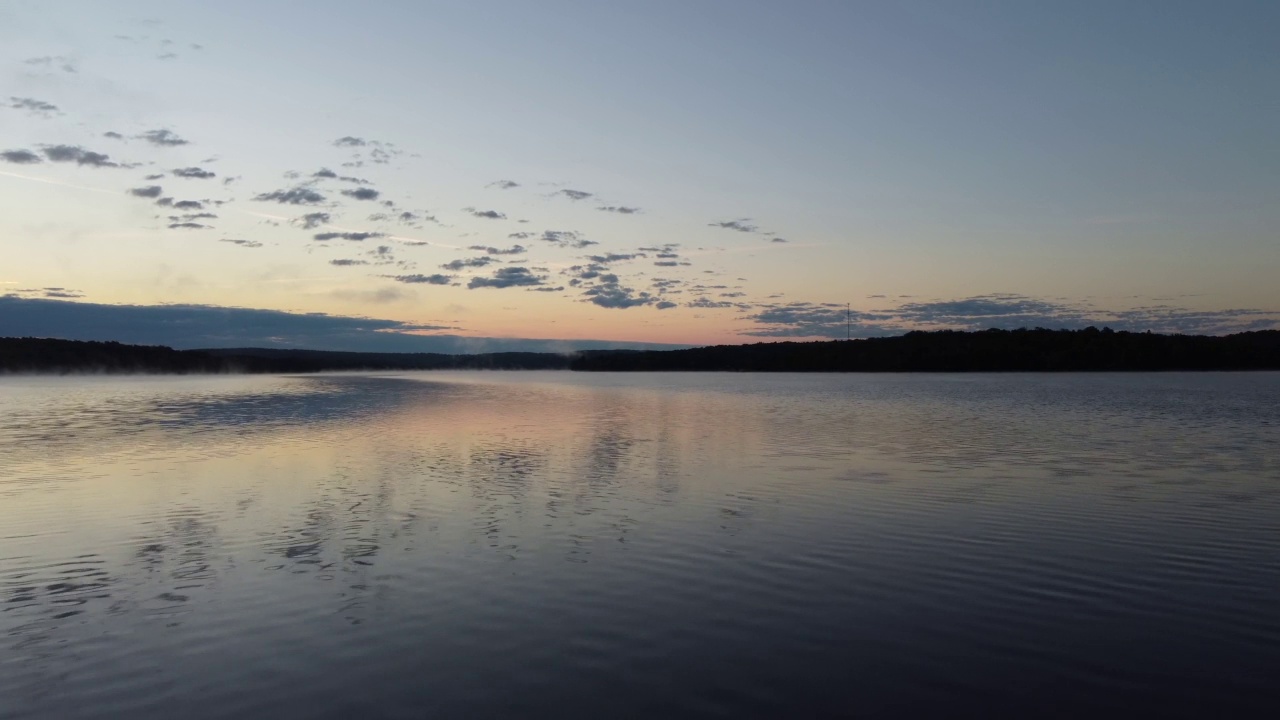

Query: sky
left=2, top=0, right=1278, bottom=351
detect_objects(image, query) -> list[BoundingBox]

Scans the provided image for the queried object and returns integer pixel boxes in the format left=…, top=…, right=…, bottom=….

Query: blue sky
left=2, top=1, right=1278, bottom=350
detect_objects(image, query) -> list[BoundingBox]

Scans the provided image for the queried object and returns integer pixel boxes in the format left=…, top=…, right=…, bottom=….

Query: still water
left=1, top=371, right=1278, bottom=718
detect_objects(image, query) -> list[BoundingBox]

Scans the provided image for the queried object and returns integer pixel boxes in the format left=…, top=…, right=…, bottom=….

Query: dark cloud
left=330, top=259, right=368, bottom=266
left=221, top=239, right=263, bottom=248
left=128, top=185, right=164, bottom=198
left=313, top=168, right=338, bottom=178
left=468, top=267, right=547, bottom=289
left=157, top=52, right=178, bottom=61
left=771, top=237, right=789, bottom=243
left=334, top=136, right=367, bottom=147
left=583, top=282, right=655, bottom=309
left=173, top=166, right=215, bottom=179
left=387, top=273, right=452, bottom=285
left=508, top=232, right=534, bottom=240
left=0, top=297, right=685, bottom=352
left=488, top=180, right=520, bottom=189
left=653, top=261, right=679, bottom=267
left=655, top=301, right=678, bottom=310
left=156, top=197, right=174, bottom=207
left=169, top=212, right=217, bottom=221
left=597, top=206, right=641, bottom=214
left=296, top=212, right=331, bottom=229
left=341, top=187, right=380, bottom=201
left=172, top=200, right=204, bottom=210
left=466, top=208, right=506, bottom=220
left=103, top=132, right=125, bottom=140
left=709, top=219, right=758, bottom=233
left=314, top=231, right=384, bottom=241
left=168, top=222, right=209, bottom=230
left=468, top=244, right=527, bottom=255
left=138, top=129, right=189, bottom=146
left=144, top=173, right=165, bottom=180
left=442, top=256, right=496, bottom=271
left=587, top=253, right=644, bottom=264
left=556, top=189, right=593, bottom=201
left=41, top=145, right=119, bottom=167
left=254, top=187, right=326, bottom=204
left=1, top=149, right=43, bottom=164
left=8, top=97, right=59, bottom=115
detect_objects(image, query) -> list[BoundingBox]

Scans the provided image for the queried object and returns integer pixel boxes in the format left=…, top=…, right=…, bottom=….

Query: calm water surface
left=1, top=372, right=1278, bottom=718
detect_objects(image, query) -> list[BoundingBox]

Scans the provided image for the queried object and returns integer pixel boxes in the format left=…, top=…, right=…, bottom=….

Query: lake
left=2, top=371, right=1278, bottom=718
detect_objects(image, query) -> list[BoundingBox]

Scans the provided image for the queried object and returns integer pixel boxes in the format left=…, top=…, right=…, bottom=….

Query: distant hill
left=571, top=328, right=1280, bottom=372
left=0, top=337, right=570, bottom=374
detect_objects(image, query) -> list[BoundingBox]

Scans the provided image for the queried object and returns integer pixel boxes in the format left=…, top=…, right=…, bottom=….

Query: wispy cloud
left=7, top=97, right=59, bottom=116
left=387, top=273, right=452, bottom=285
left=314, top=231, right=384, bottom=241
left=137, top=129, right=189, bottom=147
left=709, top=218, right=758, bottom=233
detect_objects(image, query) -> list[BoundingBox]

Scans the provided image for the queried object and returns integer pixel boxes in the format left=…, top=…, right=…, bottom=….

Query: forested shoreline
left=3, top=328, right=1279, bottom=375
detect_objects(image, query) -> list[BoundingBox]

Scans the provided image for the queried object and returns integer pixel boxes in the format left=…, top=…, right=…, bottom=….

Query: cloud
left=313, top=168, right=337, bottom=178
left=41, top=145, right=120, bottom=167
left=220, top=238, right=262, bottom=248
left=466, top=208, right=506, bottom=219
left=24, top=56, right=77, bottom=73
left=168, top=222, right=209, bottom=230
left=137, top=129, right=189, bottom=146
left=387, top=273, right=452, bottom=285
left=342, top=187, right=380, bottom=201
left=103, top=132, right=124, bottom=140
left=587, top=253, right=644, bottom=264
left=334, top=136, right=367, bottom=147
left=583, top=282, right=655, bottom=309
left=329, top=259, right=368, bottom=266
left=656, top=301, right=678, bottom=310
left=254, top=187, right=326, bottom=204
left=128, top=185, right=164, bottom=198
left=172, top=200, right=204, bottom=210
left=488, top=180, right=520, bottom=189
left=0, top=296, right=684, bottom=352
left=468, top=267, right=546, bottom=289
left=771, top=237, right=789, bottom=243
left=556, top=189, right=593, bottom=201
left=468, top=244, right=527, bottom=255
left=173, top=166, right=215, bottom=179
left=1, top=149, right=43, bottom=164
left=442, top=256, right=496, bottom=271
left=540, top=230, right=597, bottom=248
left=709, top=219, right=758, bottom=233
left=314, top=231, right=384, bottom=241
left=597, top=206, right=641, bottom=214
left=8, top=97, right=59, bottom=116
left=295, top=212, right=331, bottom=229
left=508, top=232, right=534, bottom=240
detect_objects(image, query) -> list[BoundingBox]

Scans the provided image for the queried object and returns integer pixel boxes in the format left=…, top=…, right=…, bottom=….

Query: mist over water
left=2, top=372, right=1278, bottom=718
